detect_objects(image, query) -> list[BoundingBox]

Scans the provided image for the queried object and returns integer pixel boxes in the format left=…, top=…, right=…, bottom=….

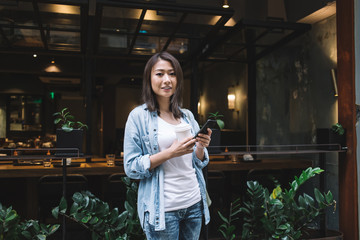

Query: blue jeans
left=144, top=201, right=203, bottom=240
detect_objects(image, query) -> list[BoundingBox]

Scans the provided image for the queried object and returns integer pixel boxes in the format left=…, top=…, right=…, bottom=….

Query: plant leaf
left=52, top=206, right=59, bottom=219
left=59, top=197, right=67, bottom=214
left=325, top=190, right=333, bottom=203
left=70, top=202, right=79, bottom=216
left=314, top=188, right=325, bottom=203
left=217, top=211, right=229, bottom=224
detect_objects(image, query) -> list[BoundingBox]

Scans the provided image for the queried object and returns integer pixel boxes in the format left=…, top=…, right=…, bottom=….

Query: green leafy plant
left=217, top=198, right=241, bottom=240
left=0, top=202, right=59, bottom=240
left=52, top=177, right=144, bottom=240
left=53, top=107, right=88, bottom=132
left=218, top=167, right=336, bottom=240
left=208, top=111, right=225, bottom=129
left=331, top=123, right=345, bottom=135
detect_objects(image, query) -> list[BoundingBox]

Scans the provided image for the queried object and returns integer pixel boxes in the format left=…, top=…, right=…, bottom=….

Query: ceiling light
left=33, top=54, right=37, bottom=58
left=44, top=59, right=61, bottom=73
left=222, top=0, right=229, bottom=8
left=298, top=1, right=336, bottom=24
left=44, top=4, right=80, bottom=15
left=179, top=42, right=186, bottom=54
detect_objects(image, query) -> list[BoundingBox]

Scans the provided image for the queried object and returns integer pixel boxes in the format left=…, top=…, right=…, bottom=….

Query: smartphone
left=194, top=119, right=218, bottom=138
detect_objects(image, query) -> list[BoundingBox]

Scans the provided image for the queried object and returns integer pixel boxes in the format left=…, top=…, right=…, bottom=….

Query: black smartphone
left=194, top=119, right=218, bottom=138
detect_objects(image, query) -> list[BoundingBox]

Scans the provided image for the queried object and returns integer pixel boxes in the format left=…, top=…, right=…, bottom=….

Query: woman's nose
left=163, top=74, right=170, bottom=82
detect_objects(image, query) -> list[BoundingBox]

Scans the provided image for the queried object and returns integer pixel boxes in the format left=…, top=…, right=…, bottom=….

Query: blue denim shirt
left=123, top=104, right=210, bottom=231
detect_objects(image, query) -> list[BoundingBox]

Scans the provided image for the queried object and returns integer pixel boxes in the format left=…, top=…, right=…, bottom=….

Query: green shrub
left=218, top=167, right=336, bottom=240
left=52, top=177, right=144, bottom=240
left=0, top=203, right=59, bottom=240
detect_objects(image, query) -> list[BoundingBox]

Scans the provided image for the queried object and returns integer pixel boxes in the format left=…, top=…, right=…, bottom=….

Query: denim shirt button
left=153, top=147, right=157, bottom=150
left=154, top=129, right=156, bottom=131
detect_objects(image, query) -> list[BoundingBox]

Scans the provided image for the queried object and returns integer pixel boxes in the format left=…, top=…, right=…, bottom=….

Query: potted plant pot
left=207, top=111, right=224, bottom=154
left=53, top=108, right=88, bottom=156
left=208, top=128, right=221, bottom=154
left=304, top=228, right=343, bottom=240
left=56, top=129, right=84, bottom=156
left=316, top=128, right=346, bottom=150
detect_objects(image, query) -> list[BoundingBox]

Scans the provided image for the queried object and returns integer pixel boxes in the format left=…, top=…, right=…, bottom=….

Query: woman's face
left=151, top=59, right=177, bottom=100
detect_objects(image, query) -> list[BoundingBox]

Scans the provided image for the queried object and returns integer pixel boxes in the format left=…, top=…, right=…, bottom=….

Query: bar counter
left=0, top=155, right=313, bottom=221
left=0, top=157, right=313, bottom=178
left=0, top=158, right=123, bottom=178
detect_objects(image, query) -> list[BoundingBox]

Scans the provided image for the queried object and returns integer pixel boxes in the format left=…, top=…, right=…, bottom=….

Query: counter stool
left=207, top=170, right=226, bottom=207
left=205, top=170, right=227, bottom=239
left=104, top=173, right=127, bottom=212
left=38, top=174, right=90, bottom=240
left=38, top=174, right=88, bottom=223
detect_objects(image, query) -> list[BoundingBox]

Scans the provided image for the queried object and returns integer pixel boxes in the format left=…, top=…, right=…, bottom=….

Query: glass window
left=8, top=95, right=42, bottom=132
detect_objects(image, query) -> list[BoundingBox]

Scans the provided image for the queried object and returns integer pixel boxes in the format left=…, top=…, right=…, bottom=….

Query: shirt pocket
left=141, top=135, right=152, bottom=154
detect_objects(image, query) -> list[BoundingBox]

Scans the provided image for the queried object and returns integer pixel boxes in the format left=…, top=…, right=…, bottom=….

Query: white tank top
left=157, top=117, right=201, bottom=212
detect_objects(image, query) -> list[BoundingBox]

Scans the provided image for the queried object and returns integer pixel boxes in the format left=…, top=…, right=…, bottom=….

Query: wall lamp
left=227, top=86, right=235, bottom=110
left=331, top=68, right=338, bottom=97
left=222, top=0, right=229, bottom=8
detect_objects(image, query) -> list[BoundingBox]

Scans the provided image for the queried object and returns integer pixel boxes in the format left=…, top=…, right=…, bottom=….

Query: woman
left=123, top=51, right=212, bottom=239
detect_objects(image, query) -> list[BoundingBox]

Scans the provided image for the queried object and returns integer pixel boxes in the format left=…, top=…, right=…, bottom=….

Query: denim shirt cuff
left=192, top=148, right=209, bottom=169
left=143, top=154, right=152, bottom=177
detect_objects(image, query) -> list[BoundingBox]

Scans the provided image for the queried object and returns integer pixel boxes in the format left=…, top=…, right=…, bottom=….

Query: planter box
left=208, top=128, right=221, bottom=154
left=56, top=129, right=84, bottom=156
left=316, top=128, right=346, bottom=150
left=305, top=229, right=343, bottom=240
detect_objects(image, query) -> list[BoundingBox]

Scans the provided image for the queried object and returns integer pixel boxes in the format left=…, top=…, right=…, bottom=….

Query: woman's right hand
left=149, top=136, right=196, bottom=170
left=167, top=136, right=196, bottom=158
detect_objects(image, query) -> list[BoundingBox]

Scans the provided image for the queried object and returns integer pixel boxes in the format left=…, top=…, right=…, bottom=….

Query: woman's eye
left=156, top=73, right=164, bottom=76
left=169, top=72, right=176, bottom=76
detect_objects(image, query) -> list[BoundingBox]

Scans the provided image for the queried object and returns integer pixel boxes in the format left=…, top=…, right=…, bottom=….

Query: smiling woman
left=142, top=51, right=184, bottom=119
left=150, top=59, right=177, bottom=100
left=123, top=51, right=212, bottom=240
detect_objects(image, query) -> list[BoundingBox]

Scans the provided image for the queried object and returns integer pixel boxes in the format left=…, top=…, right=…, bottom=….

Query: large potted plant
left=208, top=111, right=224, bottom=154
left=217, top=167, right=342, bottom=240
left=53, top=108, right=88, bottom=156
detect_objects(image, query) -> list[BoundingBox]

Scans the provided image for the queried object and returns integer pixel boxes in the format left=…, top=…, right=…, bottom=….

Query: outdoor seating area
left=0, top=0, right=358, bottom=239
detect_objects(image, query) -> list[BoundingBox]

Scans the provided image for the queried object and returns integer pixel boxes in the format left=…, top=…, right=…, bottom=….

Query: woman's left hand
left=195, top=128, right=212, bottom=149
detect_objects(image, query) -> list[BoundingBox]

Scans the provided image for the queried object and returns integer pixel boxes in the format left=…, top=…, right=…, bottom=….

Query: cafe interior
left=0, top=0, right=358, bottom=239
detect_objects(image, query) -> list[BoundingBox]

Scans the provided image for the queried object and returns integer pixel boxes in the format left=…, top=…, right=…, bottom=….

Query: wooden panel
left=337, top=0, right=358, bottom=239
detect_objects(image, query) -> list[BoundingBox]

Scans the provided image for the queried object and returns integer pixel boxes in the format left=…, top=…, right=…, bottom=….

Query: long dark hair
left=142, top=51, right=183, bottom=118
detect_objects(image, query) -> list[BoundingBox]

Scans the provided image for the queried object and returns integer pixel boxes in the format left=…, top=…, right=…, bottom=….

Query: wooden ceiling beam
left=128, top=9, right=146, bottom=55
left=161, top=12, right=187, bottom=52
left=32, top=0, right=48, bottom=50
